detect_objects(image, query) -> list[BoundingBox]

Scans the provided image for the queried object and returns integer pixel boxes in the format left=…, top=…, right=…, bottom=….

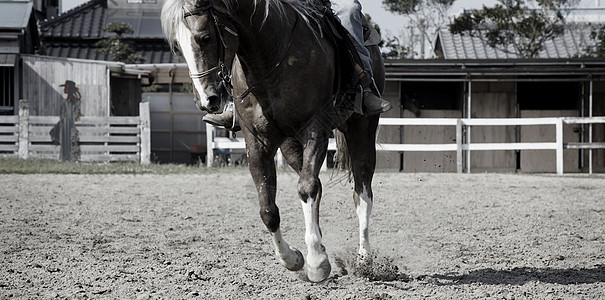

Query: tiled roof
left=38, top=0, right=106, bottom=38
left=38, top=0, right=174, bottom=63
left=436, top=24, right=597, bottom=59
left=42, top=40, right=174, bottom=63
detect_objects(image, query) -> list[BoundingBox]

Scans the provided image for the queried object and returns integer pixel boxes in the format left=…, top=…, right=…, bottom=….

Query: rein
left=183, top=1, right=299, bottom=101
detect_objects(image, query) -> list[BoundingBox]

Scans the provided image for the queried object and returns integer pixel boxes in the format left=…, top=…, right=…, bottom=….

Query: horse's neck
left=232, top=2, right=295, bottom=79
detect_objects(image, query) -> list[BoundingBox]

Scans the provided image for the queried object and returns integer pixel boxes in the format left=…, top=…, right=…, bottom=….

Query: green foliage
left=382, top=0, right=455, bottom=15
left=96, top=22, right=146, bottom=64
left=180, top=82, right=194, bottom=93
left=142, top=84, right=161, bottom=92
left=382, top=0, right=456, bottom=58
left=382, top=0, right=422, bottom=15
left=584, top=24, right=605, bottom=58
left=382, top=36, right=415, bottom=59
left=449, top=0, right=577, bottom=58
left=0, top=158, right=207, bottom=175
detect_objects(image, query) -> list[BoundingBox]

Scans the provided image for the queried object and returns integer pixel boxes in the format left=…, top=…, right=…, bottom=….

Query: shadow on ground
left=431, top=265, right=605, bottom=285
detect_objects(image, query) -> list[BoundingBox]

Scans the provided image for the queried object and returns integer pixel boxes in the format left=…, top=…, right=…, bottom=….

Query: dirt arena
left=1, top=170, right=604, bottom=299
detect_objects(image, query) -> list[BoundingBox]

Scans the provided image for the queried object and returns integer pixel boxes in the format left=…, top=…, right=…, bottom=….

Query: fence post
left=18, top=100, right=29, bottom=159
left=139, top=102, right=151, bottom=165
left=555, top=118, right=564, bottom=175
left=456, top=119, right=463, bottom=173
left=206, top=123, right=214, bottom=167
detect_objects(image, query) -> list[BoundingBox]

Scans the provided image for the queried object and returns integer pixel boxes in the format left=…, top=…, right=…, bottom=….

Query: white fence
left=206, top=117, right=605, bottom=174
left=0, top=101, right=150, bottom=164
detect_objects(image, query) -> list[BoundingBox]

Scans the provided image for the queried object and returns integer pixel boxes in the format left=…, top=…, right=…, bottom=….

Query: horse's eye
left=196, top=33, right=211, bottom=45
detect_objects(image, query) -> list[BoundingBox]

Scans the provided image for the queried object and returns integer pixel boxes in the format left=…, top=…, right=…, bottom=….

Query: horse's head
left=162, top=0, right=239, bottom=113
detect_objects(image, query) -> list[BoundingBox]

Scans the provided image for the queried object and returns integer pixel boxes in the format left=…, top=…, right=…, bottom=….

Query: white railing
left=206, top=123, right=246, bottom=167
left=205, top=117, right=605, bottom=174
left=0, top=101, right=151, bottom=164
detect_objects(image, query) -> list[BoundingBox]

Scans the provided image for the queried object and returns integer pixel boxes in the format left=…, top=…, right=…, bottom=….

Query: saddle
left=317, top=3, right=381, bottom=114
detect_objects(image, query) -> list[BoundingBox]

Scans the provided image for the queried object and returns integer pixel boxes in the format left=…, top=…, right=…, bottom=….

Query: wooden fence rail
left=0, top=101, right=150, bottom=164
left=206, top=117, right=605, bottom=174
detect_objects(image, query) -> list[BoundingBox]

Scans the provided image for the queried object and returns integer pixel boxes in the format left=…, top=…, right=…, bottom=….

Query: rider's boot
left=355, top=64, right=392, bottom=115
left=363, top=91, right=392, bottom=115
left=202, top=102, right=241, bottom=131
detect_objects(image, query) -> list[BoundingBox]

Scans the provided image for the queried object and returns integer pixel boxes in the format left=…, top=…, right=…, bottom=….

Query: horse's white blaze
left=356, top=184, right=372, bottom=258
left=176, top=21, right=209, bottom=106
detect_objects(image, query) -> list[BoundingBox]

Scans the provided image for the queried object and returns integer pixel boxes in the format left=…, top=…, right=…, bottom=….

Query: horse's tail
left=333, top=129, right=353, bottom=181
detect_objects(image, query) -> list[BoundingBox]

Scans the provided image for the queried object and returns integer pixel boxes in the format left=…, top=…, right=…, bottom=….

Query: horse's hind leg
left=343, top=115, right=379, bottom=265
left=246, top=139, right=304, bottom=272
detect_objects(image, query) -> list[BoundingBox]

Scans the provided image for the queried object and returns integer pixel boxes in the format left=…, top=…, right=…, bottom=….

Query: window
left=517, top=81, right=580, bottom=110
left=0, top=66, right=14, bottom=113
left=401, top=82, right=463, bottom=110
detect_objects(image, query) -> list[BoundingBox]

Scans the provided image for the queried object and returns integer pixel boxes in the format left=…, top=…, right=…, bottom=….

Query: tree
left=383, top=0, right=456, bottom=58
left=96, top=22, right=146, bottom=64
left=382, top=35, right=415, bottom=59
left=449, top=0, right=578, bottom=58
left=584, top=24, right=605, bottom=58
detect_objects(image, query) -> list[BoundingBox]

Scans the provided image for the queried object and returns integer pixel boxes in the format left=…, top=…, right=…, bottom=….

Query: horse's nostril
left=207, top=95, right=220, bottom=113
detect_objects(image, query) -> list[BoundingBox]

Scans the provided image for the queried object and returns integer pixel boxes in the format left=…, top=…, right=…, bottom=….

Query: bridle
left=183, top=2, right=237, bottom=92
left=182, top=1, right=299, bottom=101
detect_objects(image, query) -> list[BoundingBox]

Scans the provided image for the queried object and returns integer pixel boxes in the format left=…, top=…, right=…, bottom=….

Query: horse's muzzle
left=194, top=94, right=222, bottom=113
left=205, top=94, right=222, bottom=113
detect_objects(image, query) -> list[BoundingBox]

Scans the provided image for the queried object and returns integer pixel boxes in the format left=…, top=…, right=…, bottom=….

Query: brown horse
left=162, top=0, right=384, bottom=282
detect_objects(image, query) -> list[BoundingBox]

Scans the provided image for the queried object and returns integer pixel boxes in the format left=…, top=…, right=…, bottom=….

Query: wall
left=469, top=82, right=517, bottom=172
left=22, top=55, right=110, bottom=117
left=520, top=110, right=580, bottom=173
left=376, top=81, right=401, bottom=171
left=376, top=80, right=599, bottom=173
left=587, top=81, right=605, bottom=172
left=401, top=109, right=461, bottom=172
left=143, top=92, right=207, bottom=164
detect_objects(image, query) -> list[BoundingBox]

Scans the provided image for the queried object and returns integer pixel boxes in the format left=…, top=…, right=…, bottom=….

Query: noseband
left=183, top=2, right=236, bottom=90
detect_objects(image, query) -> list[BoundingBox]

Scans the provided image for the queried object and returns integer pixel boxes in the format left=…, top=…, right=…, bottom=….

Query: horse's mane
left=161, top=0, right=322, bottom=52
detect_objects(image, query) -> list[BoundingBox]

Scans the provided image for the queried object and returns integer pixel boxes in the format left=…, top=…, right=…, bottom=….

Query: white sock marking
left=356, top=184, right=372, bottom=258
left=301, top=199, right=326, bottom=268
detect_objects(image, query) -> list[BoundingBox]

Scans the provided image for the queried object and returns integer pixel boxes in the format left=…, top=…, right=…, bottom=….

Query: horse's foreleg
left=247, top=142, right=304, bottom=272
left=270, top=228, right=304, bottom=271
left=298, top=128, right=331, bottom=282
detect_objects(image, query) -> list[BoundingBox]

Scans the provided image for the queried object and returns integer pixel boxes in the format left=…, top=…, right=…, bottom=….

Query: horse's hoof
left=357, top=252, right=373, bottom=268
left=306, top=257, right=331, bottom=283
left=283, top=248, right=305, bottom=271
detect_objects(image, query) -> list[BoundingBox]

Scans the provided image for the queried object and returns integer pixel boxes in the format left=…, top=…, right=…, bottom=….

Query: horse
left=161, top=0, right=384, bottom=282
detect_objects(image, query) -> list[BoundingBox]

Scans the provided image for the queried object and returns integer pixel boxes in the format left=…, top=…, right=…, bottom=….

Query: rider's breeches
left=329, top=0, right=373, bottom=79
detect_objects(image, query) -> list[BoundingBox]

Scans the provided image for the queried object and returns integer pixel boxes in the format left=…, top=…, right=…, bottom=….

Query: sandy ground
left=1, top=170, right=604, bottom=299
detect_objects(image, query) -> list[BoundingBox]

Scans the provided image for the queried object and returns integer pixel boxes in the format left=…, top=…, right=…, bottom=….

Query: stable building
left=0, top=0, right=40, bottom=115
left=375, top=28, right=605, bottom=173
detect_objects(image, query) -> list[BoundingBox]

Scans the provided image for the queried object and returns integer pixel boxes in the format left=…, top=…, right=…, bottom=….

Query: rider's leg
left=330, top=0, right=392, bottom=115
left=202, top=101, right=240, bottom=131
